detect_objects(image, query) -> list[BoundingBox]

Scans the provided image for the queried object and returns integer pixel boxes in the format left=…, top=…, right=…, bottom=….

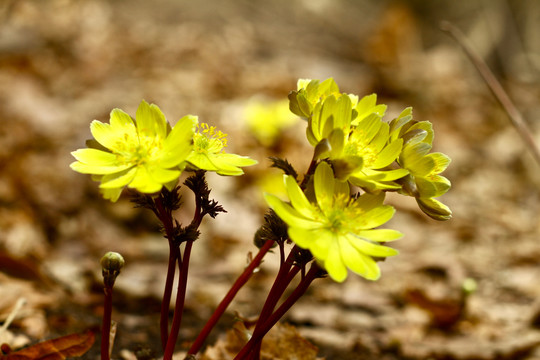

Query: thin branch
left=440, top=20, right=540, bottom=167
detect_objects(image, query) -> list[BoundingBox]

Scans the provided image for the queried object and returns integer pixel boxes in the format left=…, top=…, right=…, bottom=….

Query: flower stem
left=155, top=196, right=180, bottom=350
left=163, top=240, right=194, bottom=360
left=160, top=243, right=180, bottom=349
left=249, top=245, right=301, bottom=359
left=186, top=238, right=275, bottom=356
left=101, top=285, right=113, bottom=360
left=233, top=263, right=321, bottom=360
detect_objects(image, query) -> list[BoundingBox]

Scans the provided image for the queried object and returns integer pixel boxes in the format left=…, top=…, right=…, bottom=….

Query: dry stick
left=440, top=20, right=540, bottom=167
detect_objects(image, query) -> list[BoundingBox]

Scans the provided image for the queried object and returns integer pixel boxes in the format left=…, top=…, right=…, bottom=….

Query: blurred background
left=1, top=0, right=540, bottom=359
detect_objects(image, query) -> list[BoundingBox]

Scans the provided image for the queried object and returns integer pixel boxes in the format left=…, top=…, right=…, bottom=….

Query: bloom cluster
left=267, top=78, right=452, bottom=282
left=71, top=100, right=257, bottom=201
left=70, top=82, right=452, bottom=359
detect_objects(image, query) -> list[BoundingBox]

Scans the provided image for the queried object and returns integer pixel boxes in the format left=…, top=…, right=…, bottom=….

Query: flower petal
left=264, top=193, right=320, bottom=229
left=314, top=162, right=335, bottom=210
left=355, top=229, right=403, bottom=242
left=71, top=149, right=132, bottom=174
left=357, top=204, right=395, bottom=229
left=147, top=166, right=181, bottom=184
left=416, top=197, right=452, bottom=221
left=340, top=237, right=380, bottom=280
left=160, top=115, right=195, bottom=168
left=354, top=113, right=382, bottom=145
left=135, top=100, right=168, bottom=139
left=416, top=175, right=451, bottom=198
left=324, top=238, right=347, bottom=282
left=110, top=108, right=137, bottom=133
left=99, top=167, right=137, bottom=189
left=90, top=120, right=123, bottom=151
left=285, top=175, right=318, bottom=219
left=371, top=139, right=402, bottom=169
left=347, top=235, right=399, bottom=258
left=353, top=192, right=385, bottom=212
left=127, top=166, right=163, bottom=193
left=100, top=187, right=123, bottom=202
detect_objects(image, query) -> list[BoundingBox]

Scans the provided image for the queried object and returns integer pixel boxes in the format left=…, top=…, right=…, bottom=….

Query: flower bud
left=101, top=252, right=125, bottom=288
left=101, top=252, right=125, bottom=273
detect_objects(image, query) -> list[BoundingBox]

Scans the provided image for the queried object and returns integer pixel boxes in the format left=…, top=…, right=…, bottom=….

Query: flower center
left=193, top=123, right=228, bottom=154
left=114, top=132, right=163, bottom=167
left=344, top=136, right=377, bottom=167
left=320, top=193, right=367, bottom=235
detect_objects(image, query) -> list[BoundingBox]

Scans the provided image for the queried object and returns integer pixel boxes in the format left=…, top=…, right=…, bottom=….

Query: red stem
left=101, top=286, right=113, bottom=360
left=160, top=243, right=180, bottom=349
left=233, top=263, right=320, bottom=360
left=163, top=240, right=194, bottom=360
left=155, top=196, right=180, bottom=350
left=187, top=238, right=276, bottom=356
left=248, top=245, right=300, bottom=359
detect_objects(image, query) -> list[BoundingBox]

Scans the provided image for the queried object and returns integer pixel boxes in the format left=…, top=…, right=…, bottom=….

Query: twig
left=440, top=20, right=540, bottom=167
left=0, top=298, right=26, bottom=333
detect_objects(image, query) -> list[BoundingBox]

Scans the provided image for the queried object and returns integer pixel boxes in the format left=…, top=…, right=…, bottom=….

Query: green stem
left=186, top=238, right=275, bottom=356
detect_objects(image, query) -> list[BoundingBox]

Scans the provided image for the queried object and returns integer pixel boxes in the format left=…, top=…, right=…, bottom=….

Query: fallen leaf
left=0, top=330, right=95, bottom=360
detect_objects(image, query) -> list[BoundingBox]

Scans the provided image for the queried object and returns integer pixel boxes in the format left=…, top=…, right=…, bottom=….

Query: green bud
left=462, top=278, right=477, bottom=295
left=314, top=138, right=331, bottom=160
left=101, top=252, right=125, bottom=273
left=101, top=252, right=125, bottom=288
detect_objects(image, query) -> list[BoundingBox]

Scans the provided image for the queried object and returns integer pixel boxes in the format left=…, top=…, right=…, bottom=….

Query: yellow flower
left=187, top=122, right=257, bottom=176
left=70, top=100, right=194, bottom=201
left=265, top=162, right=401, bottom=282
left=390, top=108, right=452, bottom=220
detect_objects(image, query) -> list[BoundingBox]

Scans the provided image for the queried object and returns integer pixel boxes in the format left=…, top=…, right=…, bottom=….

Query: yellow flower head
left=187, top=120, right=257, bottom=176
left=265, top=162, right=402, bottom=282
left=389, top=108, right=452, bottom=220
left=70, top=100, right=194, bottom=201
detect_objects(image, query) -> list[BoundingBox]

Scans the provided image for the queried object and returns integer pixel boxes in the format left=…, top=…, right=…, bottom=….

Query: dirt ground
left=2, top=0, right=540, bottom=359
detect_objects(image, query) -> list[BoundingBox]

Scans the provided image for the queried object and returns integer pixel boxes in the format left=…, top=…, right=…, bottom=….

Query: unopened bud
left=101, top=252, right=125, bottom=287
